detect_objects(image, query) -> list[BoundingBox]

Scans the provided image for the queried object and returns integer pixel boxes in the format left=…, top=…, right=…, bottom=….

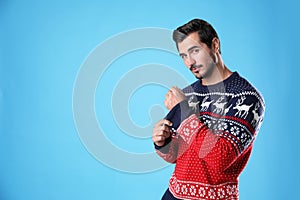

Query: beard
left=195, top=62, right=216, bottom=80
left=191, top=53, right=217, bottom=80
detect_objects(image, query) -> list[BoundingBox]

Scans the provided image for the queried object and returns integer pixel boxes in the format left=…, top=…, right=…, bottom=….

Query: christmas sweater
left=155, top=72, right=265, bottom=200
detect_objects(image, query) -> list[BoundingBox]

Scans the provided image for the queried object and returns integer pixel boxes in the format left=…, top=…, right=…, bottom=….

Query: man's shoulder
left=229, top=72, right=265, bottom=105
left=229, top=72, right=255, bottom=92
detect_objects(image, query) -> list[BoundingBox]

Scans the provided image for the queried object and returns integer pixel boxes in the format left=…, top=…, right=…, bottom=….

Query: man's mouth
left=190, top=65, right=202, bottom=73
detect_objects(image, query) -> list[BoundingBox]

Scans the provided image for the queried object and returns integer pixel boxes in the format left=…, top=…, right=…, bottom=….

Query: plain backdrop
left=1, top=0, right=299, bottom=199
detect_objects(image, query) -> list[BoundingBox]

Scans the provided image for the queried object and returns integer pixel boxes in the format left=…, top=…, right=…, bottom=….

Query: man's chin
left=194, top=73, right=203, bottom=80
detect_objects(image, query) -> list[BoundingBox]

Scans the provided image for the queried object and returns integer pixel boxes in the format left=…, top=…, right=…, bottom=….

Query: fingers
left=167, top=86, right=185, bottom=99
left=153, top=131, right=170, bottom=143
left=152, top=119, right=173, bottom=146
left=154, top=119, right=172, bottom=132
left=170, top=86, right=186, bottom=98
left=163, top=119, right=172, bottom=127
left=169, top=86, right=180, bottom=93
left=154, top=119, right=170, bottom=127
left=165, top=87, right=180, bottom=98
left=164, top=86, right=186, bottom=110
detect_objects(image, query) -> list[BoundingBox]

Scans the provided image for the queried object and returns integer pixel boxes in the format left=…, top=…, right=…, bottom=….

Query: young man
left=152, top=19, right=265, bottom=199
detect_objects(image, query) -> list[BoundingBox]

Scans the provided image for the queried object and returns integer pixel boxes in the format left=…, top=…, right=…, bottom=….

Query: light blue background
left=1, top=0, right=299, bottom=199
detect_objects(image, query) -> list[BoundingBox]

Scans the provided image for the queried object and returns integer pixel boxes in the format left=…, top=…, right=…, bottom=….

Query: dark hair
left=173, top=19, right=221, bottom=54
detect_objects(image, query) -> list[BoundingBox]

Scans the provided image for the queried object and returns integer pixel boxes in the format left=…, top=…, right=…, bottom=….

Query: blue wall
left=1, top=0, right=299, bottom=199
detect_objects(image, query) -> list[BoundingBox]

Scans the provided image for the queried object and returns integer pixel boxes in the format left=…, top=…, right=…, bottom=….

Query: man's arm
left=152, top=87, right=187, bottom=163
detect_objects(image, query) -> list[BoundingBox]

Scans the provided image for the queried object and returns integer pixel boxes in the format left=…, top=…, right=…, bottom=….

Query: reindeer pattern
left=251, top=102, right=262, bottom=126
left=181, top=73, right=265, bottom=154
left=200, top=96, right=214, bottom=111
left=188, top=93, right=262, bottom=130
left=212, top=96, right=227, bottom=114
left=233, top=96, right=253, bottom=119
left=188, top=95, right=200, bottom=112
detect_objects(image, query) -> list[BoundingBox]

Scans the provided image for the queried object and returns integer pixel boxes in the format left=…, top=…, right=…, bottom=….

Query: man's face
left=177, top=32, right=215, bottom=79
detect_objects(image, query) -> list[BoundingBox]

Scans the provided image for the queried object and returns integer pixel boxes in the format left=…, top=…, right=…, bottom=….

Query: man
left=152, top=19, right=265, bottom=200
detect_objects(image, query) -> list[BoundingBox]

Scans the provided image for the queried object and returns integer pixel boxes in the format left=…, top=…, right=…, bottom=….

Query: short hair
left=173, top=19, right=221, bottom=54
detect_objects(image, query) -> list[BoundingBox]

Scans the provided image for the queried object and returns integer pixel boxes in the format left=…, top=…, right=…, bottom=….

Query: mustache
left=189, top=64, right=203, bottom=71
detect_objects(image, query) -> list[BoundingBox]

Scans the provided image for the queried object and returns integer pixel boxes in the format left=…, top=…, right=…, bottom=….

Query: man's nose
left=186, top=55, right=196, bottom=68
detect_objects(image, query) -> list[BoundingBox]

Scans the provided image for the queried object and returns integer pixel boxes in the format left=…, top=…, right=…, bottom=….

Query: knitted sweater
left=155, top=72, right=265, bottom=200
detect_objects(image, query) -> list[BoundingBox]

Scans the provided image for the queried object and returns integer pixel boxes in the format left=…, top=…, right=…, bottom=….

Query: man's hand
left=152, top=119, right=173, bottom=147
left=164, top=86, right=186, bottom=110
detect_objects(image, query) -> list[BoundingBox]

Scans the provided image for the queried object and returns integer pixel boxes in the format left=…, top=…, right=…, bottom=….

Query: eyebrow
left=179, top=45, right=201, bottom=57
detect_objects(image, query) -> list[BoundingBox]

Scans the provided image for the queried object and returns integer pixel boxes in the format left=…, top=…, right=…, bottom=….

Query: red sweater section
left=157, top=114, right=253, bottom=200
left=156, top=72, right=265, bottom=199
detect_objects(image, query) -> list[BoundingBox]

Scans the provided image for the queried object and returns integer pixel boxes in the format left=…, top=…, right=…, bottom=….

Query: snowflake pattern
left=200, top=114, right=254, bottom=153
left=218, top=188, right=226, bottom=198
left=181, top=185, right=188, bottom=194
left=175, top=184, right=180, bottom=193
left=208, top=188, right=216, bottom=199
left=240, top=132, right=248, bottom=143
left=217, top=122, right=228, bottom=131
left=199, top=187, right=206, bottom=197
left=183, top=127, right=190, bottom=136
left=205, top=120, right=212, bottom=129
left=178, top=117, right=204, bottom=145
left=169, top=176, right=239, bottom=199
left=226, top=185, right=237, bottom=196
left=244, top=138, right=251, bottom=147
left=190, top=120, right=199, bottom=129
left=189, top=185, right=196, bottom=196
left=230, top=126, right=240, bottom=136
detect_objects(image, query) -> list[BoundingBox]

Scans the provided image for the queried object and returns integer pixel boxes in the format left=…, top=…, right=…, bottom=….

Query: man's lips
left=190, top=65, right=202, bottom=73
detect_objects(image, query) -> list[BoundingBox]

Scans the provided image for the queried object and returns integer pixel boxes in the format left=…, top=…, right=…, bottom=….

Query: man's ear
left=212, top=37, right=220, bottom=54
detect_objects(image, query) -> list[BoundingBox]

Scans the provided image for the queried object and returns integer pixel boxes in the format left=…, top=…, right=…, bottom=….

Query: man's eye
left=192, top=48, right=200, bottom=53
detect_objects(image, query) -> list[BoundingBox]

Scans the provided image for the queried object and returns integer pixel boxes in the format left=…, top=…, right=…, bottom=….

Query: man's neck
left=202, top=63, right=232, bottom=86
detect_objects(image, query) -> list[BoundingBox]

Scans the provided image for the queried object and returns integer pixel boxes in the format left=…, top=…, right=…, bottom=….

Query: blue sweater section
left=155, top=72, right=265, bottom=154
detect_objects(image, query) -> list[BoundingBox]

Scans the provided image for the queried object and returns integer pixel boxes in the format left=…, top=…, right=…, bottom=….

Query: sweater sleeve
left=154, top=99, right=197, bottom=163
left=175, top=94, right=265, bottom=172
left=155, top=135, right=179, bottom=163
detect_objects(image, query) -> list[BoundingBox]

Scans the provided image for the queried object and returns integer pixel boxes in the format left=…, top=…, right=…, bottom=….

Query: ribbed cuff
left=154, top=135, right=172, bottom=153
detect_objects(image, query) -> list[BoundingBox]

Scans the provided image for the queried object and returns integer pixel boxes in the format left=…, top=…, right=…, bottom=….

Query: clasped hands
left=152, top=86, right=186, bottom=147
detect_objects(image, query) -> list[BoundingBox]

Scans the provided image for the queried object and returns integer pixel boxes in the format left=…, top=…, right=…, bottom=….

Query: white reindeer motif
left=200, top=96, right=214, bottom=111
left=213, top=96, right=227, bottom=114
left=188, top=95, right=200, bottom=112
left=251, top=102, right=262, bottom=127
left=233, top=96, right=253, bottom=119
